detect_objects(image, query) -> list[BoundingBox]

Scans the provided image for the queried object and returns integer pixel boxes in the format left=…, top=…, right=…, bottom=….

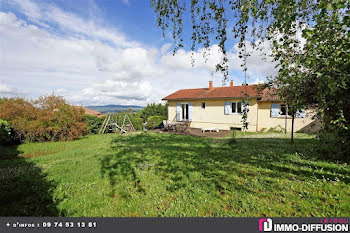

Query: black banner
left=0, top=217, right=348, bottom=233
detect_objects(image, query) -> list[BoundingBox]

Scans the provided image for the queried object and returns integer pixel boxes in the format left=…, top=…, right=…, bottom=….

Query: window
left=225, top=101, right=246, bottom=115
left=280, top=104, right=287, bottom=115
left=177, top=102, right=193, bottom=121
left=237, top=102, right=242, bottom=113
left=231, top=102, right=236, bottom=113
left=231, top=102, right=242, bottom=113
left=181, top=104, right=189, bottom=120
left=280, top=104, right=293, bottom=116
left=201, top=102, right=206, bottom=109
left=271, top=104, right=302, bottom=118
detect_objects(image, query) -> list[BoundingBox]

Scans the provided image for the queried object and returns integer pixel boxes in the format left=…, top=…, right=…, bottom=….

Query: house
left=162, top=81, right=315, bottom=132
left=76, top=106, right=105, bottom=117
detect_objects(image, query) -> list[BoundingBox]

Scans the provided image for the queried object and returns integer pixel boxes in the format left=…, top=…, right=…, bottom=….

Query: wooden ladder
left=99, top=114, right=131, bottom=134
left=99, top=114, right=111, bottom=134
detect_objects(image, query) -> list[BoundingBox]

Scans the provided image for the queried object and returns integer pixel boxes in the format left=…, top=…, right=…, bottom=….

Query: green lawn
left=1, top=132, right=349, bottom=216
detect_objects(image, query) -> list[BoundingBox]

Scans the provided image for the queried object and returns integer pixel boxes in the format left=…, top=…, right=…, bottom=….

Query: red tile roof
left=162, top=84, right=279, bottom=101
left=76, top=106, right=105, bottom=117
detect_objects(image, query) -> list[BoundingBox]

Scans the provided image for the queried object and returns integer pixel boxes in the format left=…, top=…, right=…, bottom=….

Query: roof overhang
left=162, top=96, right=261, bottom=101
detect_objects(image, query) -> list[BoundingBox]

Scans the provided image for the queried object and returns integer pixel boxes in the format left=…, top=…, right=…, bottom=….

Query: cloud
left=62, top=80, right=156, bottom=106
left=0, top=9, right=165, bottom=105
left=160, top=44, right=225, bottom=71
left=121, top=0, right=130, bottom=6
left=7, top=0, right=138, bottom=47
left=0, top=0, right=278, bottom=106
left=252, top=78, right=265, bottom=84
left=92, top=44, right=162, bottom=80
left=8, top=0, right=43, bottom=23
left=0, top=12, right=96, bottom=72
left=0, top=84, right=26, bottom=97
left=231, top=41, right=277, bottom=78
left=160, top=43, right=172, bottom=55
left=160, top=42, right=277, bottom=80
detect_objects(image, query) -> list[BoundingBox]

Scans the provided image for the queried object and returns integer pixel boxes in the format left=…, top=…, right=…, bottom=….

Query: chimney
left=230, top=80, right=234, bottom=87
left=209, top=81, right=213, bottom=90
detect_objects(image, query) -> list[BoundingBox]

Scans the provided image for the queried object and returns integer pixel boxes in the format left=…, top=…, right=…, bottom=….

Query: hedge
left=84, top=115, right=105, bottom=134
left=129, top=116, right=144, bottom=131
left=0, top=96, right=88, bottom=142
left=146, top=115, right=167, bottom=130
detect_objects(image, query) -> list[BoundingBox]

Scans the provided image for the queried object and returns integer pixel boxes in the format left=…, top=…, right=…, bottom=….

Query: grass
left=0, top=132, right=349, bottom=217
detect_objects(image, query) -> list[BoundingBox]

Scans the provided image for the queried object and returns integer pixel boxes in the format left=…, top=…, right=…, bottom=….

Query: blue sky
left=0, top=0, right=275, bottom=106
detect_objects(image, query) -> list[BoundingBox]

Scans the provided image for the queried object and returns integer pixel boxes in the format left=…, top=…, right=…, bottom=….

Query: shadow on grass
left=100, top=133, right=350, bottom=198
left=0, top=145, right=63, bottom=216
left=100, top=146, right=147, bottom=197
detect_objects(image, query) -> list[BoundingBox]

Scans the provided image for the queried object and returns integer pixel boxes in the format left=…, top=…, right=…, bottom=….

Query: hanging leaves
left=151, top=0, right=350, bottom=155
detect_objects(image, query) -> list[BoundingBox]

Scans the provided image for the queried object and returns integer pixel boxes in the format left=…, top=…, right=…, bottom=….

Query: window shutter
left=271, top=103, right=280, bottom=117
left=188, top=102, right=193, bottom=121
left=224, top=101, right=231, bottom=115
left=176, top=103, right=181, bottom=121
left=296, top=109, right=305, bottom=118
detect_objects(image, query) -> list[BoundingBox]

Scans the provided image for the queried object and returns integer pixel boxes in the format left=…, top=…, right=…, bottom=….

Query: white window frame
left=201, top=102, right=206, bottom=109
left=280, top=104, right=292, bottom=116
left=271, top=104, right=304, bottom=118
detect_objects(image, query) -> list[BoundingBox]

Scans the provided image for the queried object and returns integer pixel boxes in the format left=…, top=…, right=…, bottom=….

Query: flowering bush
left=0, top=96, right=88, bottom=142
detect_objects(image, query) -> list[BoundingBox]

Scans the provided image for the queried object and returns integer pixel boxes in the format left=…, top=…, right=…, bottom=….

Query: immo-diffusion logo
left=258, top=218, right=349, bottom=232
left=259, top=218, right=272, bottom=232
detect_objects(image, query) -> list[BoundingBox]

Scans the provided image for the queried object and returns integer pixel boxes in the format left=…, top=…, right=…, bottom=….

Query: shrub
left=0, top=96, right=88, bottom=142
left=140, top=103, right=167, bottom=122
left=84, top=115, right=105, bottom=134
left=0, top=119, right=11, bottom=145
left=128, top=115, right=144, bottom=131
left=267, top=125, right=284, bottom=133
left=317, top=131, right=350, bottom=162
left=146, top=115, right=167, bottom=130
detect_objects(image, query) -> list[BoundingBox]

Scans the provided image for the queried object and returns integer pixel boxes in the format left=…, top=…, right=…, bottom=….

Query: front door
left=181, top=104, right=189, bottom=121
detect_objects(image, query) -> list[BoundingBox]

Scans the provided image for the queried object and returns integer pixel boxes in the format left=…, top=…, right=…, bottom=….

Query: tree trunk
left=291, top=113, right=295, bottom=143
left=285, top=113, right=287, bottom=134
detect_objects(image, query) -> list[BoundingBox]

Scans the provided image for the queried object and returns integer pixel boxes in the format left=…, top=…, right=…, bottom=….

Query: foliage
left=227, top=130, right=237, bottom=144
left=0, top=96, right=88, bottom=142
left=0, top=119, right=12, bottom=145
left=1, top=132, right=349, bottom=216
left=151, top=0, right=347, bottom=78
left=267, top=125, right=284, bottom=133
left=84, top=115, right=105, bottom=134
left=139, top=103, right=167, bottom=122
left=317, top=131, right=350, bottom=161
left=241, top=100, right=249, bottom=130
left=128, top=115, right=144, bottom=131
left=105, top=112, right=144, bottom=131
left=146, top=115, right=167, bottom=129
left=151, top=0, right=349, bottom=157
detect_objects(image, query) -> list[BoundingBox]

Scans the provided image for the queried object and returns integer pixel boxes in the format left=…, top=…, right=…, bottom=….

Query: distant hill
left=86, top=104, right=144, bottom=113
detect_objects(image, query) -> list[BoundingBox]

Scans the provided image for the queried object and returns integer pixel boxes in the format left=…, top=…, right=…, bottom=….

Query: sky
left=0, top=0, right=277, bottom=106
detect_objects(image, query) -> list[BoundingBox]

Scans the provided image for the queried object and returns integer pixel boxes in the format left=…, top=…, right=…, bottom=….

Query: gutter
left=162, top=96, right=261, bottom=101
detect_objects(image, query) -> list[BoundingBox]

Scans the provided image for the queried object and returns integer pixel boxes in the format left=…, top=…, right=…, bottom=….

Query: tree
left=139, top=103, right=168, bottom=122
left=0, top=96, right=88, bottom=142
left=0, top=119, right=12, bottom=145
left=151, top=0, right=349, bottom=155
